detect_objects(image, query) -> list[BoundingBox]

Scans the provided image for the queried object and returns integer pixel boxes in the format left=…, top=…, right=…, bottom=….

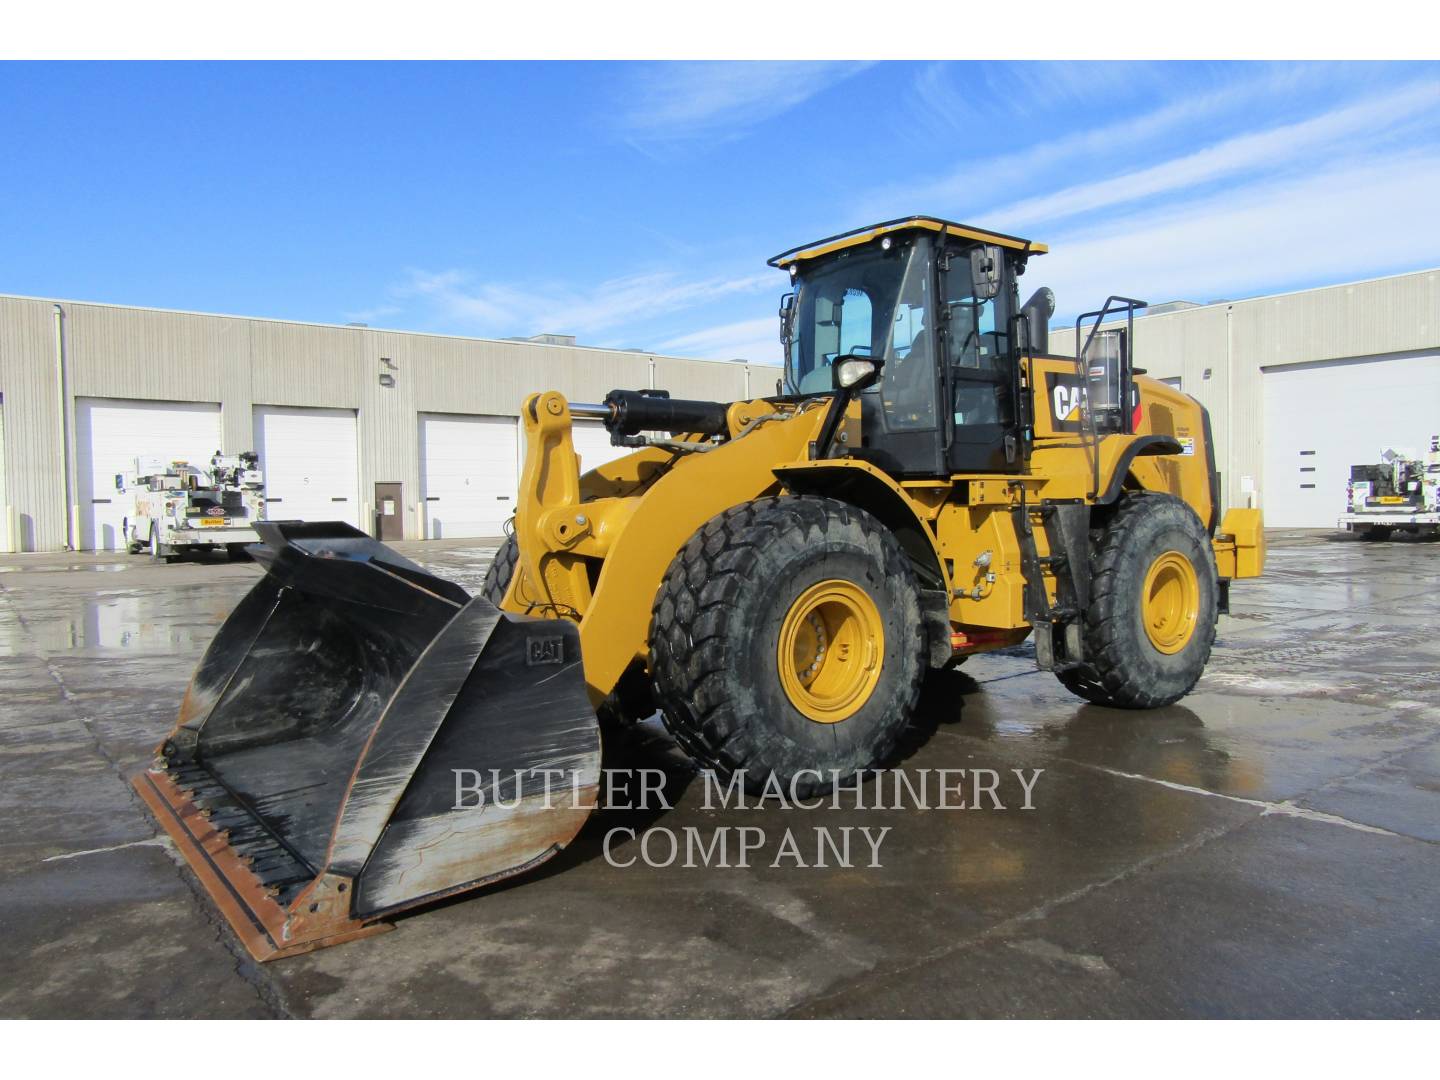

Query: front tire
left=481, top=533, right=519, bottom=606
left=1058, top=494, right=1218, bottom=709
left=649, top=495, right=926, bottom=795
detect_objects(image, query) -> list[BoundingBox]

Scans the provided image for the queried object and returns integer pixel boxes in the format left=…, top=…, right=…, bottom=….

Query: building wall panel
left=65, top=303, right=232, bottom=403
left=0, top=297, right=66, bottom=550
left=249, top=320, right=364, bottom=408
left=363, top=332, right=421, bottom=531
left=651, top=355, right=748, bottom=402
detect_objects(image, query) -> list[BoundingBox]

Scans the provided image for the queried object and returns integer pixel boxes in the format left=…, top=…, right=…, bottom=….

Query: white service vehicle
left=120, top=452, right=266, bottom=561
left=1338, top=436, right=1440, bottom=541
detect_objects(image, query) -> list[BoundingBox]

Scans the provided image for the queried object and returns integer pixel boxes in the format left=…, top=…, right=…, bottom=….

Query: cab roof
left=768, top=216, right=1047, bottom=269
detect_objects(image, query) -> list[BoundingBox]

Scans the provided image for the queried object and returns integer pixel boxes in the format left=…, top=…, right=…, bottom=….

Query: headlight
left=835, top=357, right=878, bottom=390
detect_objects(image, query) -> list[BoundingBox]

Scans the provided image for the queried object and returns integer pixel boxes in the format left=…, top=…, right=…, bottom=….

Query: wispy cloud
left=984, top=79, right=1440, bottom=230
left=855, top=63, right=1397, bottom=222
left=657, top=317, right=780, bottom=363
left=618, top=61, right=868, bottom=144
left=984, top=62, right=1164, bottom=115
left=849, top=64, right=1440, bottom=324
left=907, top=63, right=1163, bottom=139
left=1037, top=150, right=1440, bottom=317
left=396, top=266, right=773, bottom=341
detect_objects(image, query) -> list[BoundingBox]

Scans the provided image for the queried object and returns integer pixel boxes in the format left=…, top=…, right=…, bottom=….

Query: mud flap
left=133, top=522, right=601, bottom=960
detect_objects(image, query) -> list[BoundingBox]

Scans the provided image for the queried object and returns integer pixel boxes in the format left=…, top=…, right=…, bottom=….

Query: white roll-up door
left=1262, top=351, right=1440, bottom=527
left=76, top=398, right=222, bottom=551
left=419, top=413, right=518, bottom=539
left=253, top=406, right=360, bottom=528
left=572, top=419, right=630, bottom=475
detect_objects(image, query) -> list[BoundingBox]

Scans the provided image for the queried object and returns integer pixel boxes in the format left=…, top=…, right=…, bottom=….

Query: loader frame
left=499, top=369, right=1262, bottom=697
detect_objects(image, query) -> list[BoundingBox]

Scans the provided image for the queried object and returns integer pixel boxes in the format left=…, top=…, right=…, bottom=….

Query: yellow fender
left=773, top=459, right=947, bottom=589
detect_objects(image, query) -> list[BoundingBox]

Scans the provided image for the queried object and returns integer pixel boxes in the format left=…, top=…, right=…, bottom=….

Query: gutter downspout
left=53, top=303, right=75, bottom=551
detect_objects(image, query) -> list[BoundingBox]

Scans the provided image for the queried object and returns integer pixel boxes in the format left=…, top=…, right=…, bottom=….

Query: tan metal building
left=1052, top=268, right=1440, bottom=527
left=0, top=294, right=783, bottom=552
left=5, top=268, right=1435, bottom=550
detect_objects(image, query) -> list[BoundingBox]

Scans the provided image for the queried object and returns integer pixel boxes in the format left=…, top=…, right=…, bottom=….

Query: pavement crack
left=42, top=836, right=174, bottom=862
left=1080, top=765, right=1402, bottom=837
left=780, top=818, right=1247, bottom=1018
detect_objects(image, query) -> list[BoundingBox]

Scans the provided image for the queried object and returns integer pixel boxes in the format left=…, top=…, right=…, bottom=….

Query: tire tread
left=649, top=495, right=926, bottom=788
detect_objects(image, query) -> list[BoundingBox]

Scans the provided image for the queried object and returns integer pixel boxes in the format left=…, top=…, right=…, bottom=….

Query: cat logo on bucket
left=527, top=637, right=565, bottom=666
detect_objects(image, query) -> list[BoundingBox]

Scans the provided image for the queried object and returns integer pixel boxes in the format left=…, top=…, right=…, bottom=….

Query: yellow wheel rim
left=777, top=579, right=885, bottom=724
left=1141, top=550, right=1200, bottom=654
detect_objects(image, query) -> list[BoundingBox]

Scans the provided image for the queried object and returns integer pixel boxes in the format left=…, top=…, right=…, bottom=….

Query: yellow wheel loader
left=133, top=216, right=1265, bottom=959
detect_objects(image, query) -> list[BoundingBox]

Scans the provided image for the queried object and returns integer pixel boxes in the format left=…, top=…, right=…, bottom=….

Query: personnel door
left=374, top=482, right=404, bottom=540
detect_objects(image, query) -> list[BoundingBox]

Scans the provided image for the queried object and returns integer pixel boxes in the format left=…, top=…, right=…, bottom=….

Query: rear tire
left=1359, top=525, right=1393, bottom=541
left=649, top=495, right=926, bottom=795
left=1058, top=494, right=1217, bottom=709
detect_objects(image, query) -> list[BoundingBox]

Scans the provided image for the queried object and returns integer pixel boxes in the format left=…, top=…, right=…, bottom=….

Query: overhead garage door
left=420, top=413, right=518, bottom=539
left=573, top=419, right=630, bottom=476
left=1262, top=351, right=1440, bottom=527
left=253, top=406, right=360, bottom=528
left=76, top=398, right=221, bottom=551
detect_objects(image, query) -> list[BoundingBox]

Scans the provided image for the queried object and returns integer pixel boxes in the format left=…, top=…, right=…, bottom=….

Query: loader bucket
left=132, top=521, right=601, bottom=961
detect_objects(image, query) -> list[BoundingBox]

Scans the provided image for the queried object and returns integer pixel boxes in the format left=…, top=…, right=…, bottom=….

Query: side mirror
left=778, top=292, right=795, bottom=344
left=832, top=354, right=882, bottom=393
left=970, top=245, right=1002, bottom=300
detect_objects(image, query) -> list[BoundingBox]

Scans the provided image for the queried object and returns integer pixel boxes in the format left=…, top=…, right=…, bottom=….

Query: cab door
left=856, top=237, right=947, bottom=476
left=942, top=247, right=1021, bottom=474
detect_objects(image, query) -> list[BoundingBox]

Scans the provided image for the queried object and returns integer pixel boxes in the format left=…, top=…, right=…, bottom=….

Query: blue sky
left=2, top=61, right=1437, bottom=364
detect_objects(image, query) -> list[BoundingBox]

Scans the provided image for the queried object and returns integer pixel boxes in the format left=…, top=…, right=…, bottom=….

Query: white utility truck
left=1338, top=437, right=1440, bottom=541
left=120, top=452, right=266, bottom=561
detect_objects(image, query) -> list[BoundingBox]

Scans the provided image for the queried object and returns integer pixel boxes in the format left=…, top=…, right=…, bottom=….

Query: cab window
left=876, top=250, right=936, bottom=430
left=944, top=245, right=1012, bottom=430
left=944, top=257, right=1004, bottom=369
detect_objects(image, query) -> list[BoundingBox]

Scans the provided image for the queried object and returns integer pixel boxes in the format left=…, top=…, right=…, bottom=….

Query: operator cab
left=772, top=216, right=1049, bottom=477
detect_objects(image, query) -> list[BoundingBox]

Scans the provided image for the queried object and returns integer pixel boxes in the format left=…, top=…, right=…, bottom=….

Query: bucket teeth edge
left=131, top=768, right=391, bottom=962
